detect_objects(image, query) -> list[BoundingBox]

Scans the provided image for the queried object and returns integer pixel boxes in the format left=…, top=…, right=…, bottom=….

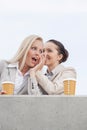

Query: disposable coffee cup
left=63, top=78, right=76, bottom=95
left=2, top=81, right=15, bottom=95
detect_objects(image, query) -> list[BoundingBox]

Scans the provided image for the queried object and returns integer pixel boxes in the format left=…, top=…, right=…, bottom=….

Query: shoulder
left=0, top=60, right=8, bottom=73
left=62, top=66, right=77, bottom=79
left=65, top=66, right=76, bottom=73
left=0, top=60, right=8, bottom=66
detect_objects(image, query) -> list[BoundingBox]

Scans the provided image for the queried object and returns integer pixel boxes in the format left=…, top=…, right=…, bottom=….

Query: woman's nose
left=35, top=50, right=41, bottom=55
left=44, top=51, right=47, bottom=56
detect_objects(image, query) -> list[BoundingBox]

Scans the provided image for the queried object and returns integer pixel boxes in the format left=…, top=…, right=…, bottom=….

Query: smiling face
left=25, top=39, right=43, bottom=69
left=44, top=42, right=63, bottom=71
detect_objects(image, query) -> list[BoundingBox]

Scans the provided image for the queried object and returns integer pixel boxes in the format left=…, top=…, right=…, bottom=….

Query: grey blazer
left=35, top=64, right=77, bottom=95
left=0, top=60, right=29, bottom=94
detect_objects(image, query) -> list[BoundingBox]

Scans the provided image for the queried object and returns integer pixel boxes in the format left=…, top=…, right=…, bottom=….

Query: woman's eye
left=43, top=49, right=45, bottom=53
left=39, top=50, right=43, bottom=54
left=47, top=49, right=52, bottom=52
left=31, top=47, right=43, bottom=54
left=31, top=47, right=36, bottom=50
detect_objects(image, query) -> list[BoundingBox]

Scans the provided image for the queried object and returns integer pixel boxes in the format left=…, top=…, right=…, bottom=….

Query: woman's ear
left=57, top=54, right=63, bottom=61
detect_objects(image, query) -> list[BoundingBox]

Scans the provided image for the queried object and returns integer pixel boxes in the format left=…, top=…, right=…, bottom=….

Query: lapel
left=1, top=63, right=17, bottom=82
left=7, top=67, right=17, bottom=82
left=7, top=62, right=18, bottom=82
left=50, top=64, right=65, bottom=81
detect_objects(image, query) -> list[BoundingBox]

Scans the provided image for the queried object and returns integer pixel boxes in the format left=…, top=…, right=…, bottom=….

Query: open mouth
left=32, top=57, right=39, bottom=64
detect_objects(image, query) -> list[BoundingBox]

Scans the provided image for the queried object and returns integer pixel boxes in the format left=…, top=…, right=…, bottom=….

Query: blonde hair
left=9, top=34, right=43, bottom=70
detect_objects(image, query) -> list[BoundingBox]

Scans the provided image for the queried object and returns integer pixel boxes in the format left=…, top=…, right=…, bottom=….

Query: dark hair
left=47, top=39, right=69, bottom=63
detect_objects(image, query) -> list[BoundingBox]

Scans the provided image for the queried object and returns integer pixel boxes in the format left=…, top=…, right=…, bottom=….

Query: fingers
left=0, top=91, right=7, bottom=95
left=31, top=54, right=46, bottom=72
left=40, top=54, right=46, bottom=64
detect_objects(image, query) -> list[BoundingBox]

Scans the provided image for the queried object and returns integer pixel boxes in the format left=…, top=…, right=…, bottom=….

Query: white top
left=14, top=69, right=29, bottom=94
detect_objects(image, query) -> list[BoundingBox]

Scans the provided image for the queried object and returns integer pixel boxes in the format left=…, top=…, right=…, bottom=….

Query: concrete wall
left=0, top=96, right=87, bottom=130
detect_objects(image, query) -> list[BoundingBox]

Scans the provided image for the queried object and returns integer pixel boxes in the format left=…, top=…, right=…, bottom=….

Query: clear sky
left=0, top=0, right=87, bottom=95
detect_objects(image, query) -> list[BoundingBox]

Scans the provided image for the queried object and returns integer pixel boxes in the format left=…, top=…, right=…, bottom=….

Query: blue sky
left=0, top=0, right=87, bottom=95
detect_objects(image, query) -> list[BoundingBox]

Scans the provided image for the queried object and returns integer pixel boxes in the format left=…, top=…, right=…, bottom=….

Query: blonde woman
left=0, top=34, right=44, bottom=95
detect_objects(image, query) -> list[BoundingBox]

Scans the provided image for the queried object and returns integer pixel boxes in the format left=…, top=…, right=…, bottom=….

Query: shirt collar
left=7, top=62, right=18, bottom=69
left=46, top=64, right=65, bottom=76
left=7, top=62, right=30, bottom=76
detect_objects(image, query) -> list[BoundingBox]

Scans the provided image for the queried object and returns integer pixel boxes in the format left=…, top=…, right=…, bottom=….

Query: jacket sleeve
left=0, top=60, right=7, bottom=91
left=35, top=67, right=77, bottom=95
left=0, top=60, right=5, bottom=74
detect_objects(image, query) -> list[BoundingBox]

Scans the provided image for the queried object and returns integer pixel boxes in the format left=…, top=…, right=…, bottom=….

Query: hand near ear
left=30, top=54, right=46, bottom=77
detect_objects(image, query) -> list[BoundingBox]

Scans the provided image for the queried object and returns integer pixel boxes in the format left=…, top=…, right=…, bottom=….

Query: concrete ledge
left=0, top=96, right=87, bottom=130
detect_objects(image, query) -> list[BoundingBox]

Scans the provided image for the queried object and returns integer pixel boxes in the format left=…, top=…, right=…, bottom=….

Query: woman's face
left=44, top=42, right=62, bottom=69
left=25, top=39, right=43, bottom=68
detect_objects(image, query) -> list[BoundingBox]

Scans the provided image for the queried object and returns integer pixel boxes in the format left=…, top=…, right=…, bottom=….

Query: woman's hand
left=30, top=54, right=46, bottom=77
left=35, top=54, right=46, bottom=71
left=0, top=91, right=7, bottom=95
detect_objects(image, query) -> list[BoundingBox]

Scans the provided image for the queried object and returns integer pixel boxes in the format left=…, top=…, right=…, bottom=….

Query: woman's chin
left=45, top=62, right=49, bottom=66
